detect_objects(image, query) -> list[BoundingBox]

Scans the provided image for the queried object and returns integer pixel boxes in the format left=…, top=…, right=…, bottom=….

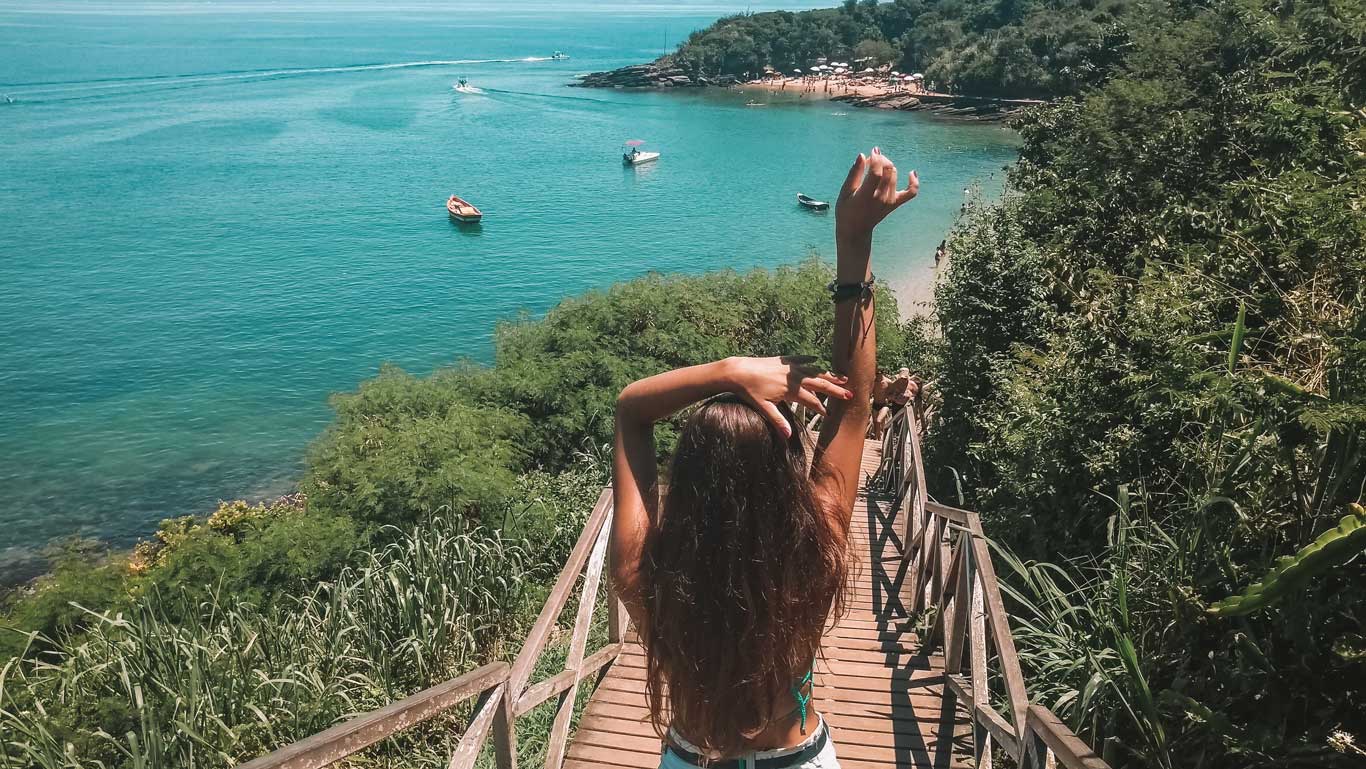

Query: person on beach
left=612, top=148, right=919, bottom=769
left=935, top=239, right=946, bottom=266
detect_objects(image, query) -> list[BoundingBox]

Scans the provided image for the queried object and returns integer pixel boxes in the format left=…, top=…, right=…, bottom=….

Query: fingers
left=895, top=170, right=920, bottom=205
left=756, top=400, right=792, bottom=438
left=839, top=153, right=867, bottom=200
left=794, top=388, right=827, bottom=417
left=878, top=157, right=899, bottom=200
left=858, top=148, right=887, bottom=199
left=802, top=377, right=853, bottom=401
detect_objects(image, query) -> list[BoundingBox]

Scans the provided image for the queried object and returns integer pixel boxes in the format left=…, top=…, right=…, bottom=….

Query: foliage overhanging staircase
left=242, top=405, right=1110, bottom=769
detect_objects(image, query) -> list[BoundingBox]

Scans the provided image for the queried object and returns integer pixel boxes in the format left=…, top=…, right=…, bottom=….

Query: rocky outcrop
left=831, top=91, right=1042, bottom=121
left=573, top=62, right=739, bottom=89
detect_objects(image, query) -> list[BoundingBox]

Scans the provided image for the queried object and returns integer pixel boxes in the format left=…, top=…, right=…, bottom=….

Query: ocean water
left=0, top=1, right=1018, bottom=570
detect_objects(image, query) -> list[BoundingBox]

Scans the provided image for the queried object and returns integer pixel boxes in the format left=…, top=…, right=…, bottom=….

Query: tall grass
left=0, top=517, right=533, bottom=769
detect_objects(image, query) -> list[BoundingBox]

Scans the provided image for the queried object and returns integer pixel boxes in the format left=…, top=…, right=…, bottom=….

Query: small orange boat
left=446, top=194, right=482, bottom=222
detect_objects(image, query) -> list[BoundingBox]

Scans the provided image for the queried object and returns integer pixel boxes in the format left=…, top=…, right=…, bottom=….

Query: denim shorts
left=659, top=715, right=840, bottom=769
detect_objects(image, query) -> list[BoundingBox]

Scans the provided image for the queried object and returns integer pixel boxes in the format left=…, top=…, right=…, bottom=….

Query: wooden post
left=970, top=558, right=992, bottom=769
left=543, top=517, right=612, bottom=769
left=943, top=540, right=971, bottom=672
left=493, top=686, right=516, bottom=769
left=448, top=683, right=505, bottom=769
left=606, top=514, right=629, bottom=645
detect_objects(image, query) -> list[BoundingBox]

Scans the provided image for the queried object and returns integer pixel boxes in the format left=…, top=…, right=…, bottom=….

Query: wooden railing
left=245, top=392, right=1109, bottom=769
left=872, top=405, right=1110, bottom=769
left=240, top=489, right=626, bottom=769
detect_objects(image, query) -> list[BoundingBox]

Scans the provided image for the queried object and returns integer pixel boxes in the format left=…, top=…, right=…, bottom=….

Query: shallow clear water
left=0, top=1, right=1018, bottom=566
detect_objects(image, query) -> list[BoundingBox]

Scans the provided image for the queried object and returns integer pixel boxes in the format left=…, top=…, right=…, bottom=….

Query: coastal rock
left=575, top=61, right=706, bottom=89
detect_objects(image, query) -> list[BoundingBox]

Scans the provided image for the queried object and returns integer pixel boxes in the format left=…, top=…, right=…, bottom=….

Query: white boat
left=625, top=150, right=660, bottom=165
left=452, top=77, right=482, bottom=94
left=796, top=193, right=830, bottom=210
left=552, top=50, right=570, bottom=60
left=622, top=140, right=660, bottom=165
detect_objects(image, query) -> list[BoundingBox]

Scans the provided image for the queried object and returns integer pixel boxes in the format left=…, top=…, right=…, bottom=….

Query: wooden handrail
left=239, top=487, right=627, bottom=769
left=888, top=405, right=1110, bottom=769
left=237, top=661, right=509, bottom=769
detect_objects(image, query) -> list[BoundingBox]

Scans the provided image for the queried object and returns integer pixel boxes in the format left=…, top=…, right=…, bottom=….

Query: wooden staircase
left=242, top=408, right=1110, bottom=769
left=563, top=437, right=968, bottom=768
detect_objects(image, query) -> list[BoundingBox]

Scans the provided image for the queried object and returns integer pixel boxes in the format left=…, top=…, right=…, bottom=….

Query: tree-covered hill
left=665, top=0, right=1145, bottom=97
left=924, top=0, right=1365, bottom=763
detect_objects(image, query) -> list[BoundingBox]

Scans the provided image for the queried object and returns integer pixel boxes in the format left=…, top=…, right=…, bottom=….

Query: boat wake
left=452, top=84, right=486, bottom=94
left=2, top=57, right=557, bottom=103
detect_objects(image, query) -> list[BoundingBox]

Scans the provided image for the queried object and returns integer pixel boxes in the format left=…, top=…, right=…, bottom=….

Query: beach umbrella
left=862, top=67, right=875, bottom=73
left=912, top=73, right=924, bottom=79
left=794, top=68, right=802, bottom=73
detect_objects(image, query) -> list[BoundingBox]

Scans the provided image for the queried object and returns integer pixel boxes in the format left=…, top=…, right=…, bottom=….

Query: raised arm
left=812, top=148, right=919, bottom=518
left=612, top=357, right=852, bottom=631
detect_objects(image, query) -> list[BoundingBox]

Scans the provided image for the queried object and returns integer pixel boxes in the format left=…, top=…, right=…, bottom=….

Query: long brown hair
left=642, top=395, right=849, bottom=756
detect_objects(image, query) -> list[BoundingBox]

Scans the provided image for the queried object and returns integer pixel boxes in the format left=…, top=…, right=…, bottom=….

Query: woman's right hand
left=835, top=147, right=918, bottom=243
left=724, top=356, right=853, bottom=437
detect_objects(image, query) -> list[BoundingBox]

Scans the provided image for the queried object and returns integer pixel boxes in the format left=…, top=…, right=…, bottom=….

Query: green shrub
left=130, top=496, right=362, bottom=613
left=303, top=366, right=530, bottom=529
left=485, top=258, right=905, bottom=468
left=928, top=0, right=1366, bottom=763
left=0, top=539, right=129, bottom=659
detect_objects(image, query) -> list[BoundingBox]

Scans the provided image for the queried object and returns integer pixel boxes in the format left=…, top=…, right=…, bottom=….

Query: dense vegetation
left=923, top=0, right=1365, bottom=764
left=667, top=0, right=1139, bottom=97
left=0, top=261, right=912, bottom=767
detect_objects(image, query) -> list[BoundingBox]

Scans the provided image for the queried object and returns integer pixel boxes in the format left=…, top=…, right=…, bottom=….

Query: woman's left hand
left=723, top=356, right=853, bottom=437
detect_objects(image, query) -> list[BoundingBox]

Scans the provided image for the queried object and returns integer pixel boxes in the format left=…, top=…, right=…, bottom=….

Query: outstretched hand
left=725, top=356, right=853, bottom=438
left=835, top=147, right=918, bottom=242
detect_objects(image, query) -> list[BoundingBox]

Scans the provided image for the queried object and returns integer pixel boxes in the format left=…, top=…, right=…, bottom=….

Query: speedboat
left=796, top=193, right=829, bottom=210
left=552, top=50, right=570, bottom=60
left=623, top=140, right=660, bottom=166
left=446, top=194, right=483, bottom=222
left=745, top=100, right=767, bottom=107
left=452, top=77, right=480, bottom=94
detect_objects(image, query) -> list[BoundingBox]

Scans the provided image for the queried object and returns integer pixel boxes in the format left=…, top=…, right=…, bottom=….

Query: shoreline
left=575, top=64, right=1044, bottom=122
left=738, top=77, right=1043, bottom=120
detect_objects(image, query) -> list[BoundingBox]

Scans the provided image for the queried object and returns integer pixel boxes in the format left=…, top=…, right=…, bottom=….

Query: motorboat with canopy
left=622, top=139, right=660, bottom=165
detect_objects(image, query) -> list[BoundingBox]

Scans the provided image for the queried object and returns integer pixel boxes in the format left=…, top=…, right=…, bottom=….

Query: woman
left=612, top=148, right=918, bottom=769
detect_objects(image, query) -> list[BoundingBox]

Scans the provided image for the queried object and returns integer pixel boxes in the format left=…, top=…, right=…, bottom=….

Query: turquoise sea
left=0, top=1, right=1018, bottom=572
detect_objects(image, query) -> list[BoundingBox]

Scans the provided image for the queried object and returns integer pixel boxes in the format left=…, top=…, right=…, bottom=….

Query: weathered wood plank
left=238, top=662, right=508, bottom=769
left=515, top=642, right=623, bottom=717
left=448, top=683, right=505, bottom=769
left=544, top=512, right=613, bottom=769
left=508, top=489, right=613, bottom=699
left=1026, top=705, right=1108, bottom=769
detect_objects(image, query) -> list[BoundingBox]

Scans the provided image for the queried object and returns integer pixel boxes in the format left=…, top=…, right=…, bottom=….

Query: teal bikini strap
left=790, top=666, right=814, bottom=734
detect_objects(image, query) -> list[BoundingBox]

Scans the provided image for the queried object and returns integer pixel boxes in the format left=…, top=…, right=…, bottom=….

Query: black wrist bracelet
left=829, top=274, right=876, bottom=303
